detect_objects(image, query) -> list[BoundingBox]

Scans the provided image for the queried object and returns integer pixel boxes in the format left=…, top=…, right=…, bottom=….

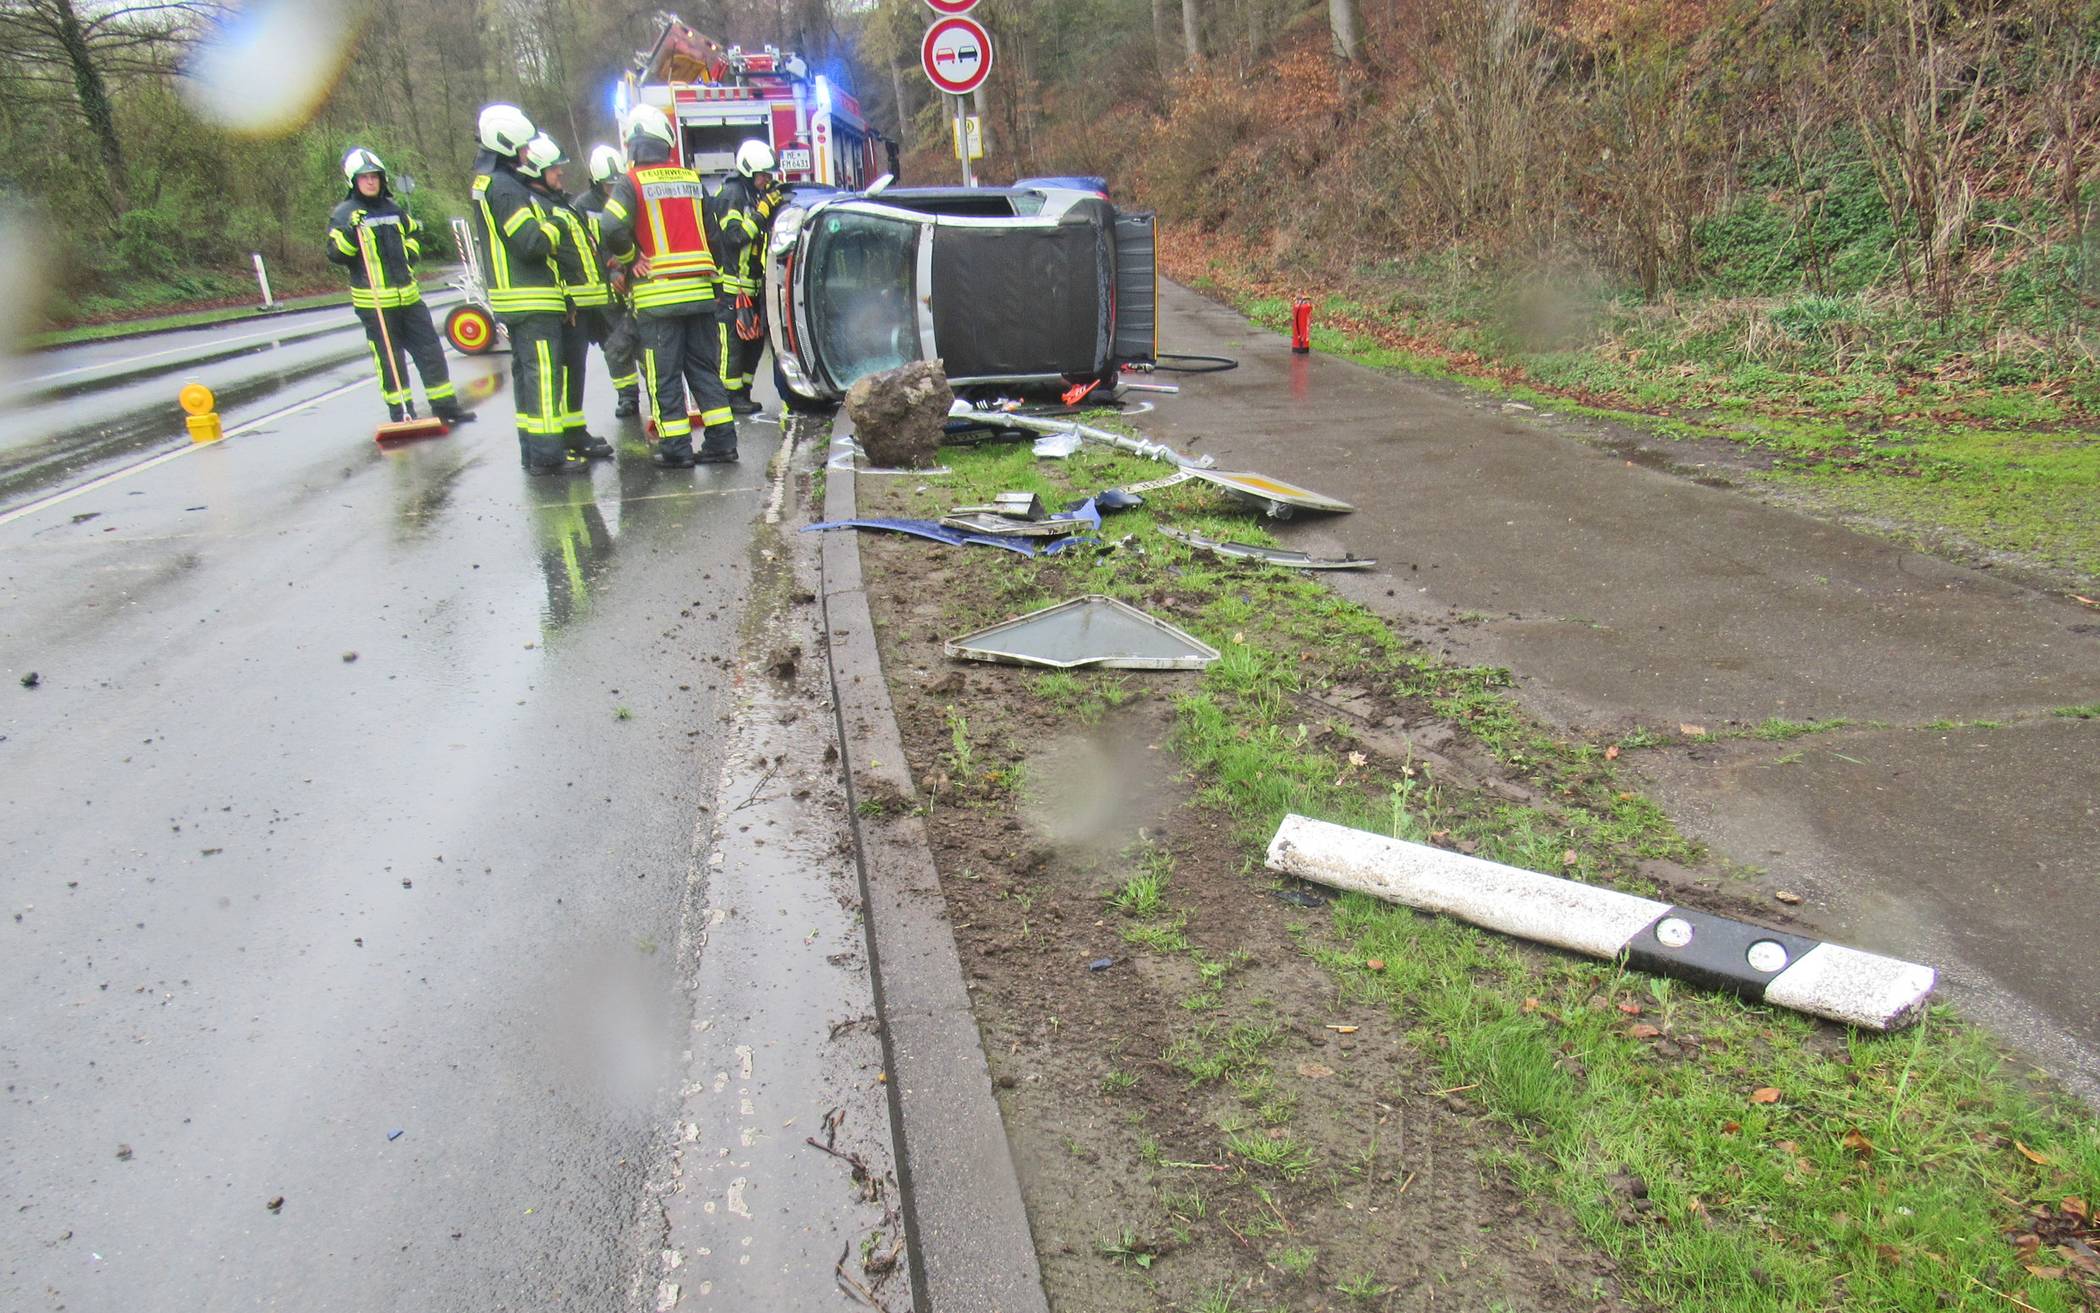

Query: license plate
left=780, top=149, right=813, bottom=171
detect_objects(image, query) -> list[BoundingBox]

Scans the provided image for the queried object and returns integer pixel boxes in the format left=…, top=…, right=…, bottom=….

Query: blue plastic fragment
left=1041, top=536, right=1100, bottom=556
left=801, top=518, right=1036, bottom=556
left=1087, top=957, right=1116, bottom=972
left=387, top=1129, right=404, bottom=1141
left=1093, top=488, right=1144, bottom=511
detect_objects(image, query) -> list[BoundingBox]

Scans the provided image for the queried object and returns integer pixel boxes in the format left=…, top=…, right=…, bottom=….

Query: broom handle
left=358, top=222, right=412, bottom=411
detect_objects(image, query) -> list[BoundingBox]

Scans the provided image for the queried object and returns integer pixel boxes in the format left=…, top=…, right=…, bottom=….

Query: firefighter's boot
left=651, top=436, right=697, bottom=468
left=567, top=431, right=615, bottom=461
left=613, top=389, right=639, bottom=419
left=694, top=422, right=739, bottom=464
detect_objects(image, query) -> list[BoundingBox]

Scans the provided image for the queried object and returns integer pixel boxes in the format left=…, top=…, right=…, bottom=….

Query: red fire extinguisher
left=1290, top=298, right=1312, bottom=353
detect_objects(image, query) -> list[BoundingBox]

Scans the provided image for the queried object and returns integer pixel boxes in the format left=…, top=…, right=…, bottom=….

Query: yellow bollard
left=179, top=382, right=223, bottom=444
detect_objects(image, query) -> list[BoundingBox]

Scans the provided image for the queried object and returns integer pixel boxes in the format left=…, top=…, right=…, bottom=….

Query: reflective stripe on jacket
left=469, top=155, right=566, bottom=317
left=326, top=197, right=424, bottom=309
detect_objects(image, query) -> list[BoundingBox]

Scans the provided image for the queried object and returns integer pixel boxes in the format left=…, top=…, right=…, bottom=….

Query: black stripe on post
left=1623, top=908, right=1822, bottom=1002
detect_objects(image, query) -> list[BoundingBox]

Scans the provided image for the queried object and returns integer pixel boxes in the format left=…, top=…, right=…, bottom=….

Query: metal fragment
left=1158, top=526, right=1373, bottom=569
left=945, top=595, right=1220, bottom=670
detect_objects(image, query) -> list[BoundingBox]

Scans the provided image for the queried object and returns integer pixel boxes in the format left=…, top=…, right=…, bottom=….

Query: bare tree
left=1181, top=0, right=1202, bottom=67
left=1328, top=0, right=1358, bottom=63
left=0, top=0, right=217, bottom=214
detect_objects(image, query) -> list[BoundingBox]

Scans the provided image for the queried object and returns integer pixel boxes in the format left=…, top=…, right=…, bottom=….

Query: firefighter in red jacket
left=593, top=105, right=738, bottom=468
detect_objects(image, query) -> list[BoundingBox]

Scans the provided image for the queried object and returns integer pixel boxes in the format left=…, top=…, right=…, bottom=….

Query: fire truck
left=616, top=15, right=891, bottom=188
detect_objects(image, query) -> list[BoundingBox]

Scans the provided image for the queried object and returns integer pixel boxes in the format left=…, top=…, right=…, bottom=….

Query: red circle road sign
left=921, top=16, right=992, bottom=96
left=923, top=0, right=978, bottom=14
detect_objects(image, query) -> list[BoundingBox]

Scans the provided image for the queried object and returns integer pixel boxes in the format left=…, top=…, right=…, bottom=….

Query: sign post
left=921, top=13, right=991, bottom=187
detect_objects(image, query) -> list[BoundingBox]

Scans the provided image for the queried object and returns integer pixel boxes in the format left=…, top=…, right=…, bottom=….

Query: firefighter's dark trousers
left=356, top=303, right=457, bottom=419
left=502, top=312, right=567, bottom=469
left=716, top=300, right=766, bottom=403
left=638, top=304, right=737, bottom=458
left=558, top=310, right=592, bottom=445
left=598, top=303, right=639, bottom=401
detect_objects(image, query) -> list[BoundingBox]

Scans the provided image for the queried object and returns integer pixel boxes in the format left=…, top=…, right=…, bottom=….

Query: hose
left=1151, top=353, right=1239, bottom=373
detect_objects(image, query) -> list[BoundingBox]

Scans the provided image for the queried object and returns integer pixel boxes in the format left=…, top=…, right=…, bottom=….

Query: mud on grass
left=844, top=438, right=2100, bottom=1312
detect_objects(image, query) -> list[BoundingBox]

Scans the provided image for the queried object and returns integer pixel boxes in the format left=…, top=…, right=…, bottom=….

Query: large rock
left=844, top=360, right=953, bottom=469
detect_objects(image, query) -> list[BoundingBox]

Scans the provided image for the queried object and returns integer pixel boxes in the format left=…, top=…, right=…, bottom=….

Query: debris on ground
left=1266, top=813, right=1936, bottom=1031
left=845, top=361, right=953, bottom=468
left=947, top=492, right=1044, bottom=520
left=803, top=517, right=1035, bottom=556
left=945, top=595, right=1221, bottom=670
left=1187, top=468, right=1355, bottom=517
left=1158, top=526, right=1374, bottom=569
left=20, top=671, right=40, bottom=688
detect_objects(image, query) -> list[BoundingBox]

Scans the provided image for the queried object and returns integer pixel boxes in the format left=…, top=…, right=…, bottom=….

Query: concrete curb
left=1268, top=814, right=1936, bottom=1031
left=816, top=432, right=1051, bottom=1313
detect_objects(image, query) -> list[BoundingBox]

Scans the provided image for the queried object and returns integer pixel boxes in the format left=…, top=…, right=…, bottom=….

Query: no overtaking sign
left=922, top=15, right=991, bottom=96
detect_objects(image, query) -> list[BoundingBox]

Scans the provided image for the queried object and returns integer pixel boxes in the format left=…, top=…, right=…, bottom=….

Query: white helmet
left=624, top=104, right=674, bottom=151
left=588, top=144, right=625, bottom=185
left=518, top=133, right=564, bottom=179
left=735, top=139, right=777, bottom=178
left=477, top=103, right=536, bottom=156
left=341, top=147, right=386, bottom=182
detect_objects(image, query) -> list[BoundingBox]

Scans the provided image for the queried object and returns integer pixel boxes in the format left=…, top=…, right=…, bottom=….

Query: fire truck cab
left=618, top=16, right=889, bottom=189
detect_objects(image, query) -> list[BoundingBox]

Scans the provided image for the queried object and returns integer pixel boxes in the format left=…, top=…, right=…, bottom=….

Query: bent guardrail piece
left=1264, top=814, right=1935, bottom=1031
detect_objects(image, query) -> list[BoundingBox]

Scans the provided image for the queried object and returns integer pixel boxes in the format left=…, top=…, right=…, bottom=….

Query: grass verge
left=897, top=429, right=2100, bottom=1312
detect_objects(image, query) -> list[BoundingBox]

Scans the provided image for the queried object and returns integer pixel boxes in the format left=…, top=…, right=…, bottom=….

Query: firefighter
left=577, top=145, right=641, bottom=419
left=520, top=134, right=613, bottom=461
left=711, top=139, right=782, bottom=416
left=326, top=148, right=472, bottom=426
left=468, top=103, right=579, bottom=475
left=593, top=104, right=738, bottom=468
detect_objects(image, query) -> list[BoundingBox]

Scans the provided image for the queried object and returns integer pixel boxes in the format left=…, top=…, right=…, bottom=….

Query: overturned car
left=764, top=181, right=1157, bottom=406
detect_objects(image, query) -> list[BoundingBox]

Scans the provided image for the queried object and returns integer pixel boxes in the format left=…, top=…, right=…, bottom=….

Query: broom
left=360, top=222, right=450, bottom=441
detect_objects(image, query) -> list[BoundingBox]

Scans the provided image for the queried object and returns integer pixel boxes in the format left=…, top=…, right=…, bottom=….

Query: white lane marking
left=0, top=374, right=374, bottom=531
left=32, top=291, right=461, bottom=385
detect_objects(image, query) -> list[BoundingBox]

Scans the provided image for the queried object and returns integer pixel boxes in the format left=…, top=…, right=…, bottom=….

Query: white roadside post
left=1265, top=814, right=1936, bottom=1032
left=252, top=252, right=274, bottom=308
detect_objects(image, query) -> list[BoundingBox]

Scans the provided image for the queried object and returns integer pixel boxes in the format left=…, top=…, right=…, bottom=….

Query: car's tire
left=445, top=303, right=497, bottom=355
left=775, top=363, right=840, bottom=417
left=781, top=387, right=839, bottom=417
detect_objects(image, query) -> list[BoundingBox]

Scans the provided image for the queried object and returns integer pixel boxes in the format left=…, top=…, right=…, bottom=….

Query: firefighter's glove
left=733, top=292, right=762, bottom=343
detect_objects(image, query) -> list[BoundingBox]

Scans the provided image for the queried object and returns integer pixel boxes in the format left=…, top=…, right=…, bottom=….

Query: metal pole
left=953, top=94, right=975, bottom=188
left=252, top=252, right=275, bottom=308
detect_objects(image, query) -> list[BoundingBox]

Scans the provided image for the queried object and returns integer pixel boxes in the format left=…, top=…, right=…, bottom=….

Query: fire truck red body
left=619, top=16, right=889, bottom=188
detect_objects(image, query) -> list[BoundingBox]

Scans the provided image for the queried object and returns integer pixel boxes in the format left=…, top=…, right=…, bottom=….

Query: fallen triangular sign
left=1189, top=469, right=1353, bottom=517
left=945, top=595, right=1220, bottom=670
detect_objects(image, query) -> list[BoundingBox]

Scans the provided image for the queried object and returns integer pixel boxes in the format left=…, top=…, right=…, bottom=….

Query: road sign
left=924, top=0, right=978, bottom=13
left=921, top=16, right=992, bottom=96
left=952, top=114, right=983, bottom=161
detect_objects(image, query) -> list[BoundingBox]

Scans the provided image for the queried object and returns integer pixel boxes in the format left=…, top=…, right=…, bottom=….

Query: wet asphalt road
left=3, top=296, right=458, bottom=511
left=1, top=317, right=781, bottom=1309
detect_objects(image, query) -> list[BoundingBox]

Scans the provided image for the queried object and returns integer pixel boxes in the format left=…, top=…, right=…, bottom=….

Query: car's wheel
left=775, top=364, right=839, bottom=416
left=781, top=388, right=839, bottom=417
left=445, top=303, right=497, bottom=355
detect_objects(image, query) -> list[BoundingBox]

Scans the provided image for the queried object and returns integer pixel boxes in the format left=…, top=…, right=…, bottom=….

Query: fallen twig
left=1966, top=1274, right=2043, bottom=1313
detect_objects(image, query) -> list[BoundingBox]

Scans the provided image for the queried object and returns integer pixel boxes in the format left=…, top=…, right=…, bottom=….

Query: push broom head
left=375, top=414, right=451, bottom=442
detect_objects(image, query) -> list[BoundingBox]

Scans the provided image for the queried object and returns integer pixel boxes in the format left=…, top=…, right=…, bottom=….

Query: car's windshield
left=805, top=209, right=921, bottom=388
